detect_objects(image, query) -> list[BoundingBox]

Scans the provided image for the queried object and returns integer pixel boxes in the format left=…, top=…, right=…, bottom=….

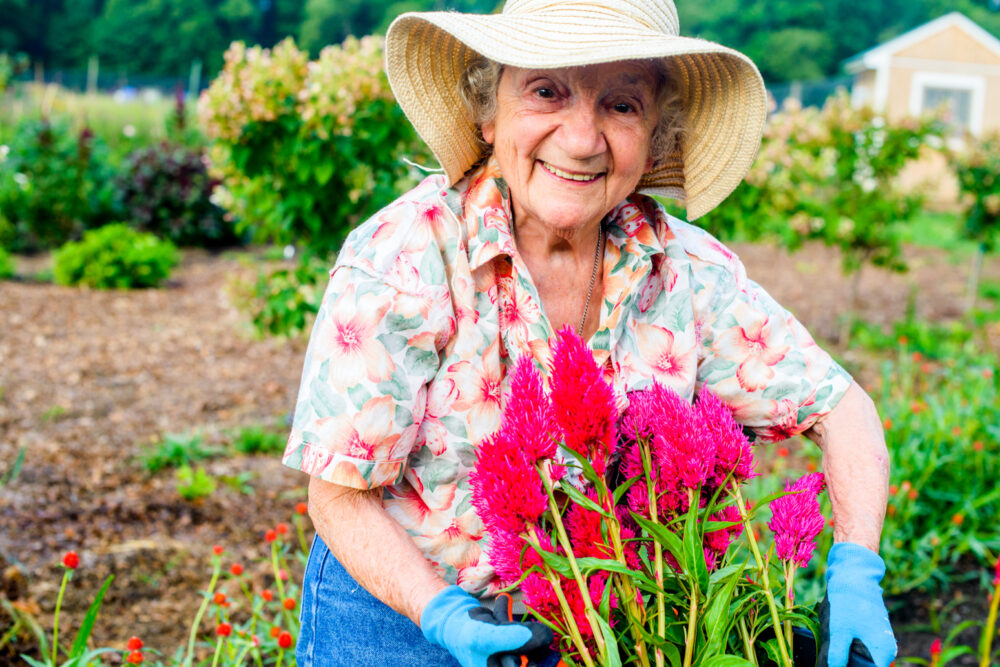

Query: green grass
left=899, top=209, right=976, bottom=253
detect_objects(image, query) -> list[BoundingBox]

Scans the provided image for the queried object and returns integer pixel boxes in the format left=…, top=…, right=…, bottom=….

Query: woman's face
left=482, top=61, right=659, bottom=237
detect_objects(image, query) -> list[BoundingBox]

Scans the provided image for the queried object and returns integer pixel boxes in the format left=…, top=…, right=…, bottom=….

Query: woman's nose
left=558, top=104, right=607, bottom=160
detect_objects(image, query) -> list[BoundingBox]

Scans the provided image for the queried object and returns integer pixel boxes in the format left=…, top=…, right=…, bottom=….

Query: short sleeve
left=691, top=252, right=853, bottom=443
left=282, top=265, right=449, bottom=489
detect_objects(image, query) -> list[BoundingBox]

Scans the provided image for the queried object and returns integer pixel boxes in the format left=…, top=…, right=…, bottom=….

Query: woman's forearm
left=805, top=381, right=889, bottom=552
left=307, top=476, right=450, bottom=625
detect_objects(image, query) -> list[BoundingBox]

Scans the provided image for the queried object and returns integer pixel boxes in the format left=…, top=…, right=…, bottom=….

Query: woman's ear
left=482, top=122, right=495, bottom=145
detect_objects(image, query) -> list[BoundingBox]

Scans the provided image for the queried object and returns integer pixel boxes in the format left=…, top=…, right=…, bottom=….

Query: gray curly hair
left=457, top=56, right=686, bottom=169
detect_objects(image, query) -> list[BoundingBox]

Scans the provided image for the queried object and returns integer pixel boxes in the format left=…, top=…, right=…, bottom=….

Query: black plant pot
left=757, top=626, right=878, bottom=667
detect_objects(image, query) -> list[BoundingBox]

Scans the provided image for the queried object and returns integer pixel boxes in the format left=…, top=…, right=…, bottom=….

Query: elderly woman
left=282, top=1, right=897, bottom=665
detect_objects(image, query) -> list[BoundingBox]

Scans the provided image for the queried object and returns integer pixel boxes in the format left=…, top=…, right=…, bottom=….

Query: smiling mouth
left=539, top=161, right=604, bottom=183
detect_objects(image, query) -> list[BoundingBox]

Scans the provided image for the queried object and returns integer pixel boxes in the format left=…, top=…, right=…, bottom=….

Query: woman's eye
left=535, top=87, right=556, bottom=99
left=613, top=102, right=636, bottom=114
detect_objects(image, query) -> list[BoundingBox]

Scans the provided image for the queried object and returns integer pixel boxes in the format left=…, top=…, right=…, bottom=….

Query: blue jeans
left=297, top=534, right=461, bottom=666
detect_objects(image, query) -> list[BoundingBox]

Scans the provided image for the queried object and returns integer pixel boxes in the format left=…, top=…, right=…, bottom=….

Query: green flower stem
left=294, top=515, right=309, bottom=555
left=210, top=635, right=224, bottom=667
left=185, top=556, right=222, bottom=667
left=784, top=561, right=795, bottom=652
left=733, top=484, right=793, bottom=667
left=739, top=616, right=759, bottom=667
left=642, top=439, right=667, bottom=667
left=683, top=585, right=698, bottom=667
left=539, top=461, right=608, bottom=662
left=526, top=527, right=596, bottom=667
left=270, top=541, right=287, bottom=600
left=51, top=569, right=71, bottom=667
left=981, top=578, right=1000, bottom=667
left=276, top=648, right=285, bottom=667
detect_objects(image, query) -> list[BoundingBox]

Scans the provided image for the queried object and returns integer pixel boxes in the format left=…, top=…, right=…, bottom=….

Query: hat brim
left=386, top=11, right=767, bottom=220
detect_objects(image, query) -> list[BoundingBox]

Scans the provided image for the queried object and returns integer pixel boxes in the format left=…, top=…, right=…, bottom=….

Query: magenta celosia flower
left=704, top=504, right=744, bottom=570
left=470, top=428, right=547, bottom=537
left=502, top=356, right=559, bottom=463
left=565, top=489, right=615, bottom=561
left=549, top=326, right=618, bottom=476
left=768, top=472, right=827, bottom=568
left=488, top=525, right=552, bottom=584
left=695, top=389, right=755, bottom=486
left=993, top=555, right=999, bottom=586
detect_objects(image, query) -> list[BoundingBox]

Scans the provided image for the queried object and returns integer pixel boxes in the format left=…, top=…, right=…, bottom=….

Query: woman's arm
left=307, top=476, right=449, bottom=625
left=804, top=380, right=889, bottom=551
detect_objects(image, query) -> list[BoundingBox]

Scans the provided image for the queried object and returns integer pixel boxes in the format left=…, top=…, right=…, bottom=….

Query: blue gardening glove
left=421, top=586, right=555, bottom=667
left=819, top=543, right=897, bottom=667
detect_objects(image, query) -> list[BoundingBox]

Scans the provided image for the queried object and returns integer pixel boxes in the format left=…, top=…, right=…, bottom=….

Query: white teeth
left=541, top=161, right=601, bottom=182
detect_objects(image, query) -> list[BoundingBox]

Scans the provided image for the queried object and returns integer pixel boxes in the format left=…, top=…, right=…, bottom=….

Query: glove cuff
left=826, top=542, right=886, bottom=588
left=420, top=585, right=479, bottom=647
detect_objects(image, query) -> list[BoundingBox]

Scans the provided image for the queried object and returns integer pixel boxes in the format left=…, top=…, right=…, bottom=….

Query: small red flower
left=776, top=447, right=789, bottom=458
left=889, top=484, right=899, bottom=495
left=912, top=352, right=923, bottom=363
left=278, top=568, right=288, bottom=581
left=911, top=401, right=925, bottom=414
left=126, top=636, right=143, bottom=650
left=252, top=634, right=260, bottom=647
left=265, top=529, right=277, bottom=543
left=283, top=597, right=296, bottom=610
left=897, top=335, right=908, bottom=346
left=276, top=522, right=289, bottom=535
left=951, top=426, right=961, bottom=437
left=216, top=622, right=232, bottom=637
left=295, top=502, right=308, bottom=515
left=212, top=545, right=224, bottom=556
left=993, top=556, right=999, bottom=586
left=261, top=588, right=274, bottom=601
left=920, top=362, right=933, bottom=374
left=908, top=488, right=919, bottom=501
left=974, top=441, right=984, bottom=452
left=930, top=638, right=941, bottom=657
left=126, top=650, right=144, bottom=664
left=278, top=631, right=293, bottom=649
left=213, top=592, right=227, bottom=605
left=62, top=551, right=79, bottom=570
left=270, top=626, right=281, bottom=638
left=230, top=563, right=244, bottom=576
left=882, top=418, right=892, bottom=431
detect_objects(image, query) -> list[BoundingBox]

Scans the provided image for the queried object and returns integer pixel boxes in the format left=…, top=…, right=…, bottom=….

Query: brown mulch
left=0, top=242, right=997, bottom=663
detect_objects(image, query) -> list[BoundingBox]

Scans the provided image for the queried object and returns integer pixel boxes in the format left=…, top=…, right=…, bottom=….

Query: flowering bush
left=471, top=327, right=828, bottom=667
left=705, top=94, right=943, bottom=278
left=198, top=36, right=429, bottom=260
left=951, top=133, right=1000, bottom=253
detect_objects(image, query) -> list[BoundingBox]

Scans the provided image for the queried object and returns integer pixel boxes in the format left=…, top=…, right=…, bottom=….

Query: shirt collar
left=457, top=154, right=671, bottom=272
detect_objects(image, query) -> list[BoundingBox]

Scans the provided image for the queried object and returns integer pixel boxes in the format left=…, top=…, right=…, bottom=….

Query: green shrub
left=0, top=117, right=116, bottom=252
left=53, top=223, right=180, bottom=289
left=0, top=246, right=14, bottom=279
left=198, top=36, right=430, bottom=260
left=114, top=141, right=239, bottom=248
left=952, top=133, right=1000, bottom=253
left=175, top=465, right=217, bottom=500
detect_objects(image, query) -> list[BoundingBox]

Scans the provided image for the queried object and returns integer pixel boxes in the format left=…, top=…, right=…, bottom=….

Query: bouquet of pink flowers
left=470, top=328, right=827, bottom=667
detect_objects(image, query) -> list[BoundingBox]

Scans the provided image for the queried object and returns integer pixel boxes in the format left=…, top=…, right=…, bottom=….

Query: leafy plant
left=230, top=424, right=287, bottom=455
left=950, top=133, right=1000, bottom=310
left=238, top=256, right=326, bottom=338
left=114, top=142, right=239, bottom=248
left=52, top=223, right=179, bottom=289
left=0, top=246, right=14, bottom=278
left=175, top=465, right=217, bottom=501
left=140, top=431, right=221, bottom=473
left=198, top=36, right=430, bottom=260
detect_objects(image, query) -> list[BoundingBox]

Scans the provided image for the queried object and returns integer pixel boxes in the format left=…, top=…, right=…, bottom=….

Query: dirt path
left=0, top=242, right=997, bottom=662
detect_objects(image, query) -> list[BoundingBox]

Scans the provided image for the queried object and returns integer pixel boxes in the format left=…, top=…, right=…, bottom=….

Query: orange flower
left=265, top=529, right=277, bottom=543
left=973, top=441, right=984, bottom=452
left=276, top=523, right=289, bottom=535
left=270, top=626, right=281, bottom=638
left=62, top=551, right=79, bottom=570
left=278, top=631, right=293, bottom=649
left=212, top=545, right=224, bottom=556
left=882, top=418, right=892, bottom=431
left=295, top=502, right=308, bottom=515
left=230, top=563, right=244, bottom=576
left=951, top=513, right=964, bottom=526
left=776, top=447, right=789, bottom=458
left=951, top=426, right=961, bottom=437
left=261, top=589, right=274, bottom=602
left=213, top=592, right=227, bottom=605
left=126, top=637, right=143, bottom=651
left=216, top=622, right=232, bottom=637
left=283, top=597, right=296, bottom=610
left=126, top=650, right=143, bottom=664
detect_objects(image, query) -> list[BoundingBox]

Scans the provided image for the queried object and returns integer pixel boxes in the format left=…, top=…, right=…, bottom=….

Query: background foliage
left=1, top=0, right=998, bottom=84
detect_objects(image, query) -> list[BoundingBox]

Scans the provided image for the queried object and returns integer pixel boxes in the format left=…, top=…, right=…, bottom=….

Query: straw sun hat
left=385, top=0, right=767, bottom=221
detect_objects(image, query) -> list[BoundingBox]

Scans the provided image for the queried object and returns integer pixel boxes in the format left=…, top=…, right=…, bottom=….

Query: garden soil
left=1, top=242, right=998, bottom=664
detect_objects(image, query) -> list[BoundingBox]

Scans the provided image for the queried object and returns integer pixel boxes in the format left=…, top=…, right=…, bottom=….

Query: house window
left=923, top=87, right=972, bottom=136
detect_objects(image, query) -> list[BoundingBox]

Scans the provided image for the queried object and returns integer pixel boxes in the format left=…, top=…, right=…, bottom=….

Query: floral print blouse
left=282, top=155, right=852, bottom=595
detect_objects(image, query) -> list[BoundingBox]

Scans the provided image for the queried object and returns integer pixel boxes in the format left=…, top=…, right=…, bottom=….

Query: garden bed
left=0, top=241, right=996, bottom=664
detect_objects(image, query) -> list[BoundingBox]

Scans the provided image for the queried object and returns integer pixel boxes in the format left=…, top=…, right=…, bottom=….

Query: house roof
left=844, top=12, right=1000, bottom=74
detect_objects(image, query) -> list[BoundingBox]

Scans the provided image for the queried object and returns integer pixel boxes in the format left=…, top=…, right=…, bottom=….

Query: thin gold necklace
left=578, top=224, right=603, bottom=337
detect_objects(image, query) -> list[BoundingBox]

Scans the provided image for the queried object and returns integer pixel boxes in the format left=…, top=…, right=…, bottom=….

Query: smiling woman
left=281, top=1, right=898, bottom=666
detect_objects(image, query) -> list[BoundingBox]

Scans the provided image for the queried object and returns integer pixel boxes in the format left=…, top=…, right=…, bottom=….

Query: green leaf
left=702, top=562, right=744, bottom=657
left=612, top=475, right=640, bottom=505
left=70, top=574, right=114, bottom=658
left=315, top=161, right=334, bottom=186
left=663, top=642, right=682, bottom=667
left=700, top=656, right=756, bottom=667
left=595, top=614, right=623, bottom=667
left=560, top=482, right=613, bottom=518
left=572, top=556, right=658, bottom=589
left=632, top=513, right=685, bottom=567
left=309, top=376, right=346, bottom=418
left=762, top=639, right=783, bottom=667
left=682, top=491, right=709, bottom=593
left=534, top=546, right=574, bottom=579
left=560, top=447, right=604, bottom=488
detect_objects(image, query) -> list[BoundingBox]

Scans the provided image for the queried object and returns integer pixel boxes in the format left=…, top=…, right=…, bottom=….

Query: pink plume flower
left=503, top=356, right=559, bottom=463
left=564, top=490, right=615, bottom=561
left=993, top=555, right=999, bottom=586
left=768, top=472, right=827, bottom=568
left=695, top=389, right=755, bottom=486
left=704, top=503, right=744, bottom=569
left=549, top=326, right=618, bottom=476
left=469, top=428, right=547, bottom=537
